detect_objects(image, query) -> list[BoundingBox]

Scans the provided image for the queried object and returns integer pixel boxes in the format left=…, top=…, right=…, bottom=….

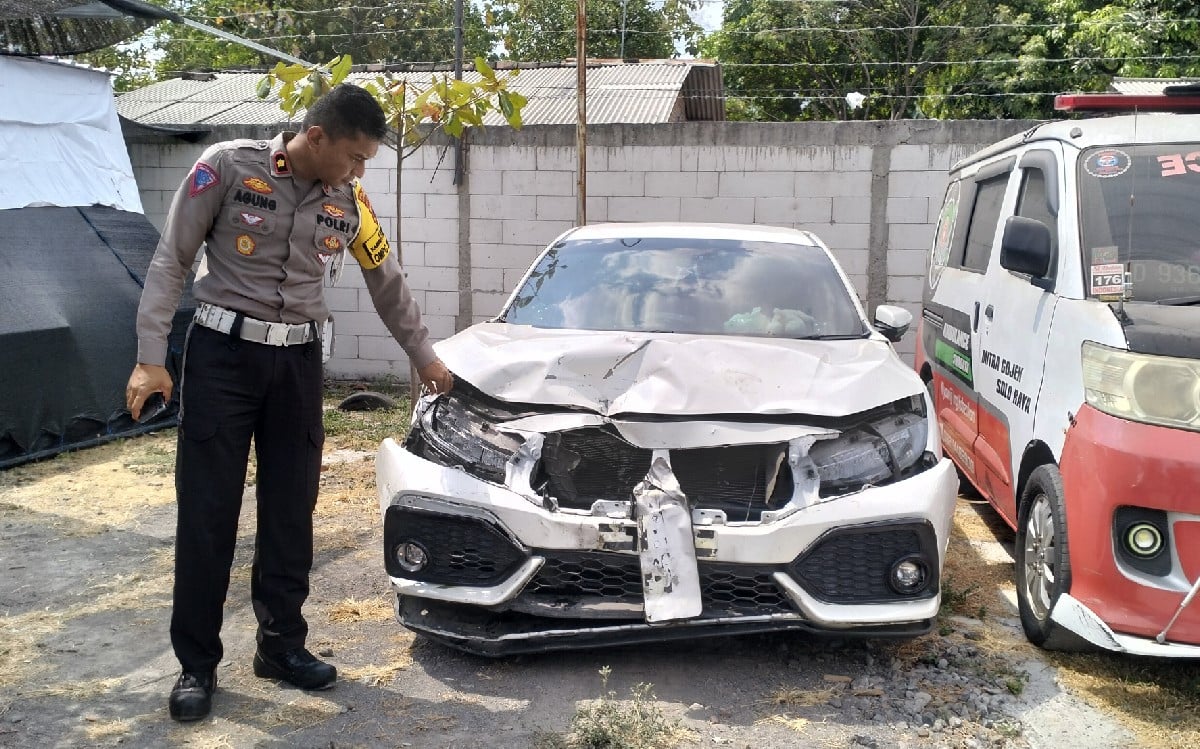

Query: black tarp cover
left=0, top=0, right=175, bottom=56
left=0, top=205, right=192, bottom=468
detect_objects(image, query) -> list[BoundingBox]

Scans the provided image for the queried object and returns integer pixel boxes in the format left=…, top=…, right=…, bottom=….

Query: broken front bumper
left=377, top=438, right=959, bottom=656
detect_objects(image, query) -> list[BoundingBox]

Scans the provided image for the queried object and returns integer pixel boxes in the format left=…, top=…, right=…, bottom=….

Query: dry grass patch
left=327, top=596, right=393, bottom=623
left=0, top=610, right=69, bottom=690
left=21, top=677, right=123, bottom=700
left=341, top=637, right=415, bottom=686
left=0, top=435, right=177, bottom=535
left=82, top=717, right=133, bottom=741
left=1050, top=653, right=1200, bottom=749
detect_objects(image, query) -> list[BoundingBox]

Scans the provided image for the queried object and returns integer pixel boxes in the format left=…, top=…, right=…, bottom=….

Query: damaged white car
left=377, top=222, right=959, bottom=655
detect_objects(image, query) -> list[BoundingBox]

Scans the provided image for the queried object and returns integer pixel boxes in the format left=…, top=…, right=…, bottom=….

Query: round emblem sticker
left=1084, top=148, right=1131, bottom=179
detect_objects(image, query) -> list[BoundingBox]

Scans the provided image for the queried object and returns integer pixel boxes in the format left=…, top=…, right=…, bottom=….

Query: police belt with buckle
left=193, top=302, right=316, bottom=346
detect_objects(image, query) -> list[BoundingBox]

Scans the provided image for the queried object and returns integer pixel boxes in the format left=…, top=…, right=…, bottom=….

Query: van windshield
left=1078, top=144, right=1200, bottom=304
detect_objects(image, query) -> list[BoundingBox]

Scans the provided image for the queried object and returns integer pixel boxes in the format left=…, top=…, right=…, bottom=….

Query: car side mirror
left=1000, top=215, right=1053, bottom=279
left=873, top=305, right=912, bottom=343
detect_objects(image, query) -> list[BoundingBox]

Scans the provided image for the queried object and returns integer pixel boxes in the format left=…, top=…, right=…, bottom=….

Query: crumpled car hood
left=436, top=323, right=922, bottom=417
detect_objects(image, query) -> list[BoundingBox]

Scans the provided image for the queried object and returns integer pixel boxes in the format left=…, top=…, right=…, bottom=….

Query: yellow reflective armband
left=348, top=183, right=391, bottom=269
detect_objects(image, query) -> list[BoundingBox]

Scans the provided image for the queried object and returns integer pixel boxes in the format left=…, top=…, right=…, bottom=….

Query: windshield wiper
left=791, top=332, right=871, bottom=340
left=1155, top=295, right=1200, bottom=306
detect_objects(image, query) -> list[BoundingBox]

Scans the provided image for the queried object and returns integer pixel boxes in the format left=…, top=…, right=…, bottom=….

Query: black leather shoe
left=168, top=670, right=216, bottom=722
left=253, top=647, right=336, bottom=690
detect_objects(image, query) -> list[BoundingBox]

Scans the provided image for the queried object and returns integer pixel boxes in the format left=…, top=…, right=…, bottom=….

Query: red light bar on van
left=1055, top=93, right=1200, bottom=112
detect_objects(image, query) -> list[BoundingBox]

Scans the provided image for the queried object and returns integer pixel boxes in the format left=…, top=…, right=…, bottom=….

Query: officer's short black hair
left=302, top=83, right=388, bottom=142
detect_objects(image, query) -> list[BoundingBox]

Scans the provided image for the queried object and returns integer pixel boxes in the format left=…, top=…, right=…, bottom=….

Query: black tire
left=1014, top=464, right=1093, bottom=651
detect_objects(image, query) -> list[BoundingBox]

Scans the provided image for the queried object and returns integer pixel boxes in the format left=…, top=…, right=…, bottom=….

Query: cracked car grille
left=521, top=550, right=793, bottom=616
left=541, top=429, right=793, bottom=521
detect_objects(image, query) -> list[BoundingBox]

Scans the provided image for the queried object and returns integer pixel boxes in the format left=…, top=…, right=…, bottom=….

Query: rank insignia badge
left=272, top=151, right=290, bottom=176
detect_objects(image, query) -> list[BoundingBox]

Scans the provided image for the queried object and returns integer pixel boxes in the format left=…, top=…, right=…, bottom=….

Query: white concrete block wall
left=126, top=120, right=1033, bottom=377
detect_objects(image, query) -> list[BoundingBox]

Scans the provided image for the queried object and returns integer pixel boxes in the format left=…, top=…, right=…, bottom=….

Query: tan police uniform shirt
left=136, top=132, right=435, bottom=370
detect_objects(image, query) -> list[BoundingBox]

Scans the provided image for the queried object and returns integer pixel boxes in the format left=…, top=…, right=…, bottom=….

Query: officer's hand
left=126, top=364, right=173, bottom=420
left=416, top=359, right=454, bottom=395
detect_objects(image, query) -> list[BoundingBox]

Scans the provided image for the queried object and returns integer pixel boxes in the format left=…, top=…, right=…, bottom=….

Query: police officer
left=125, top=84, right=453, bottom=722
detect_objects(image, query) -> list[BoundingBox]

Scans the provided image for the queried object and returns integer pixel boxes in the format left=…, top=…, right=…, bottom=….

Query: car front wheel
left=1015, top=464, right=1091, bottom=651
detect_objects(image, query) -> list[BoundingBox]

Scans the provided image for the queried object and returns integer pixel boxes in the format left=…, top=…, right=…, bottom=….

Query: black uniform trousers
left=170, top=323, right=324, bottom=674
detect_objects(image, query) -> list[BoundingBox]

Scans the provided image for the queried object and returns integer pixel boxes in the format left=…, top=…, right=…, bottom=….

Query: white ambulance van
left=916, top=89, right=1200, bottom=656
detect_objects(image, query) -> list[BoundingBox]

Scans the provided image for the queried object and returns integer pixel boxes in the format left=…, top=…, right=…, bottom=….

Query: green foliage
left=258, top=54, right=526, bottom=159
left=486, top=0, right=703, bottom=61
left=71, top=43, right=157, bottom=92
left=704, top=0, right=1200, bottom=121
left=150, top=0, right=498, bottom=75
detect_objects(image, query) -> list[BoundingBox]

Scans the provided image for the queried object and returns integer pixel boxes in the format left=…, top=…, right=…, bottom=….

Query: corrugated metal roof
left=116, top=61, right=721, bottom=128
left=1110, top=77, right=1200, bottom=95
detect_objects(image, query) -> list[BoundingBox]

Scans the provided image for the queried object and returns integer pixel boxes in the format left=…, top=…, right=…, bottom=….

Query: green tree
left=702, top=0, right=973, bottom=121
left=151, top=1, right=498, bottom=75
left=705, top=0, right=1200, bottom=122
left=74, top=42, right=157, bottom=92
left=487, top=0, right=703, bottom=61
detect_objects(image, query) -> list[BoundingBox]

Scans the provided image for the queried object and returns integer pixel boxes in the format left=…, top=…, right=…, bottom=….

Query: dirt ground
left=1, top=385, right=1198, bottom=749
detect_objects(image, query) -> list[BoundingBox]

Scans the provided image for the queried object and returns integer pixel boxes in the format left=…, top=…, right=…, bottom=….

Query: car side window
left=1016, top=167, right=1058, bottom=257
left=959, top=175, right=1008, bottom=273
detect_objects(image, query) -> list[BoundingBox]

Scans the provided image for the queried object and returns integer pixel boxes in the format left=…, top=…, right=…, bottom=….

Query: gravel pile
left=769, top=621, right=1036, bottom=749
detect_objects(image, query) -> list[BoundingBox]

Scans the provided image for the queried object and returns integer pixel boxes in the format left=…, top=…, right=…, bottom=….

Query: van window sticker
left=1083, top=148, right=1131, bottom=179
left=1091, top=246, right=1119, bottom=265
left=1089, top=263, right=1125, bottom=296
left=928, top=182, right=960, bottom=289
left=1156, top=151, right=1200, bottom=177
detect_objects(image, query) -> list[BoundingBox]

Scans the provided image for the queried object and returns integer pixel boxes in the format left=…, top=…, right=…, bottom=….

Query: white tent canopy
left=0, top=55, right=142, bottom=212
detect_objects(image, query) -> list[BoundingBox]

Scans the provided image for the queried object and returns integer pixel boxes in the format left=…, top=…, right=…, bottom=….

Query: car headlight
left=413, top=395, right=524, bottom=483
left=1082, top=341, right=1200, bottom=431
left=808, top=398, right=931, bottom=495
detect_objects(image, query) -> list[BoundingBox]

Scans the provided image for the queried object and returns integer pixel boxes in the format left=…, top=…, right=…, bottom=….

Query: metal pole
left=179, top=18, right=310, bottom=66
left=619, top=0, right=627, bottom=59
left=575, top=0, right=587, bottom=226
left=453, top=0, right=464, bottom=186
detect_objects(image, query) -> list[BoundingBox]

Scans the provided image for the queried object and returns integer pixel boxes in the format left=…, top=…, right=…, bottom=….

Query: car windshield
left=500, top=235, right=867, bottom=338
left=1078, top=144, right=1200, bottom=304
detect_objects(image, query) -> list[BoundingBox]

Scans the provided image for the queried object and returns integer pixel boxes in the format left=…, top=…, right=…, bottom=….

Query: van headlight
left=1082, top=341, right=1200, bottom=430
left=411, top=395, right=524, bottom=483
left=809, top=397, right=931, bottom=495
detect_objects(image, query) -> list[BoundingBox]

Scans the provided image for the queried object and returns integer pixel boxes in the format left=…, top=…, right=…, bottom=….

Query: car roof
left=952, top=112, right=1200, bottom=173
left=561, top=222, right=823, bottom=247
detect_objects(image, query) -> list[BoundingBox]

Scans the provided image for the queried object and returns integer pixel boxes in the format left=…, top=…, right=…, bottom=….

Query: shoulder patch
left=188, top=162, right=219, bottom=197
left=348, top=183, right=390, bottom=270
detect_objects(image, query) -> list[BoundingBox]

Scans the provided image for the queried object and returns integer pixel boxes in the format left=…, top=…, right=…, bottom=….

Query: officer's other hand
left=417, top=359, right=454, bottom=395
left=126, top=364, right=173, bottom=420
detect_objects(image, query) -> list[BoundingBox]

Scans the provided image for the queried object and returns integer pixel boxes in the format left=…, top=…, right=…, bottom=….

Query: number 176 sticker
left=1090, top=263, right=1125, bottom=295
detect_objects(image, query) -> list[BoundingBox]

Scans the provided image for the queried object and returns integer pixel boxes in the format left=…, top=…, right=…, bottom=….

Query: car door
left=923, top=160, right=1011, bottom=491
left=973, top=146, right=1063, bottom=525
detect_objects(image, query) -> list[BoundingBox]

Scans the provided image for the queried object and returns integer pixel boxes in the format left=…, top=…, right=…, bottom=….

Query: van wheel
left=1015, top=464, right=1092, bottom=651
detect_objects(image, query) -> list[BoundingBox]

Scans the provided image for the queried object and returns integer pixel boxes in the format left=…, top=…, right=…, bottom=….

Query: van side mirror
left=1000, top=216, right=1053, bottom=278
left=873, top=305, right=912, bottom=343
